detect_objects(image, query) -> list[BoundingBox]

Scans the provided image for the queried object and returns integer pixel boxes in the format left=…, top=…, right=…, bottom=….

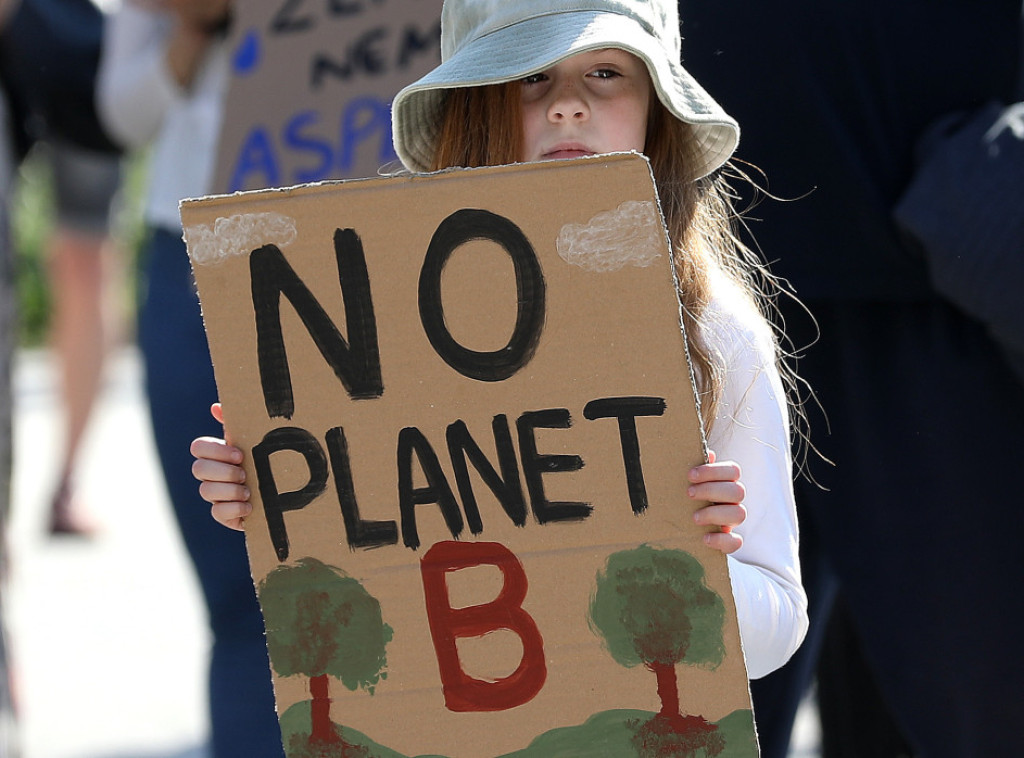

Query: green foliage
left=259, top=557, right=393, bottom=693
left=590, top=545, right=726, bottom=671
left=9, top=147, right=150, bottom=346
left=276, top=701, right=756, bottom=757
left=631, top=713, right=725, bottom=757
left=10, top=151, right=53, bottom=345
left=278, top=701, right=421, bottom=758
left=497, top=708, right=756, bottom=758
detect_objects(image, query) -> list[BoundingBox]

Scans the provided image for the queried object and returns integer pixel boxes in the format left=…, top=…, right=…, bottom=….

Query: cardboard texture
left=181, top=153, right=758, bottom=758
left=212, top=0, right=444, bottom=194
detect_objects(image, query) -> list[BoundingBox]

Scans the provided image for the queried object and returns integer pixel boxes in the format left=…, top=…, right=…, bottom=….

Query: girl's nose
left=548, top=81, right=588, bottom=122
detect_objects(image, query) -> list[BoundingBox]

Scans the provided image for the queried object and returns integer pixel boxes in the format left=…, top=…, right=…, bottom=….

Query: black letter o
left=419, top=208, right=545, bottom=381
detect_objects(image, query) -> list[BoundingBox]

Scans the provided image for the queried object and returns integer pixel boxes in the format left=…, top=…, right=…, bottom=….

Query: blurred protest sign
left=213, top=0, right=443, bottom=192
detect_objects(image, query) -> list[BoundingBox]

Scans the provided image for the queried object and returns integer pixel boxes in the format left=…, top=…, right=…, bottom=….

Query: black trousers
left=752, top=297, right=1024, bottom=758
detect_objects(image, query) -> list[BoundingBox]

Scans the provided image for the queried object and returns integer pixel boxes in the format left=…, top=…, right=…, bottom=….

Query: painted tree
left=589, top=546, right=726, bottom=748
left=258, top=557, right=393, bottom=752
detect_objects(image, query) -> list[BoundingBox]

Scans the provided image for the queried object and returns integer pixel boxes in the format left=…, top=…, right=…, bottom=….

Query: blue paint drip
left=233, top=29, right=262, bottom=75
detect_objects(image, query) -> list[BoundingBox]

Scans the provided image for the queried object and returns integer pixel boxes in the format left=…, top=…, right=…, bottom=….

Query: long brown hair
left=427, top=82, right=788, bottom=432
left=431, top=86, right=523, bottom=170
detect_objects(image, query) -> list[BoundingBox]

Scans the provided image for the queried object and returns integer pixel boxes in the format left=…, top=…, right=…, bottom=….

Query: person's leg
left=748, top=293, right=840, bottom=758
left=45, top=142, right=124, bottom=535
left=749, top=507, right=837, bottom=758
left=751, top=296, right=914, bottom=758
left=137, top=227, right=285, bottom=758
left=745, top=292, right=839, bottom=758
left=816, top=595, right=913, bottom=758
left=806, top=300, right=1024, bottom=757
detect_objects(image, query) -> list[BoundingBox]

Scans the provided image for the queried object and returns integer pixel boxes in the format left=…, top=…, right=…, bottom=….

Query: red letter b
left=421, top=541, right=546, bottom=711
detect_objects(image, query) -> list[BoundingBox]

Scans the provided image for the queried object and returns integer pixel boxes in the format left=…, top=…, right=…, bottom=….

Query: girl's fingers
left=694, top=501, right=746, bottom=555
left=694, top=502, right=747, bottom=530
left=210, top=500, right=252, bottom=532
left=689, top=452, right=746, bottom=555
left=190, top=436, right=244, bottom=467
left=197, top=479, right=250, bottom=505
left=703, top=529, right=743, bottom=555
left=191, top=456, right=246, bottom=486
left=688, top=460, right=742, bottom=485
left=688, top=479, right=745, bottom=505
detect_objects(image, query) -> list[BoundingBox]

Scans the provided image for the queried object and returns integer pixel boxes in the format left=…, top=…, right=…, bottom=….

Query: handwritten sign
left=182, top=154, right=758, bottom=758
left=213, top=0, right=443, bottom=193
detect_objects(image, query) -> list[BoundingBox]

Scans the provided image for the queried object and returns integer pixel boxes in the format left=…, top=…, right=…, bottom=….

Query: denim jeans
left=138, top=226, right=284, bottom=758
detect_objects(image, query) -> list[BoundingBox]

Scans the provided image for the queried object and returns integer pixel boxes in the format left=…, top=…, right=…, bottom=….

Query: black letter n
left=250, top=229, right=382, bottom=419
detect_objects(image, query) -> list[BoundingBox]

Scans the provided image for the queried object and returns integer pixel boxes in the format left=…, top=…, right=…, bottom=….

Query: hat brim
left=392, top=11, right=739, bottom=177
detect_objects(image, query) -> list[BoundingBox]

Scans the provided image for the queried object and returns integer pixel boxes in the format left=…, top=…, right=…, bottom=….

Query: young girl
left=192, top=0, right=808, bottom=681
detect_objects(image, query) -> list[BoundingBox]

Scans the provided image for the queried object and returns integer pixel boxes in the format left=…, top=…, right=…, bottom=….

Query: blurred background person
left=96, top=2, right=285, bottom=756
left=1, top=0, right=124, bottom=751
left=679, top=2, right=1024, bottom=757
left=32, top=141, right=123, bottom=536
left=0, top=1, right=19, bottom=753
left=0, top=0, right=126, bottom=537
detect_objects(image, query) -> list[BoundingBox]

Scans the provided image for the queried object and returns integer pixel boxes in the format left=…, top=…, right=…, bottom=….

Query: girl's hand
left=165, top=0, right=232, bottom=31
left=163, top=0, right=233, bottom=89
left=688, top=450, right=746, bottom=554
left=190, top=403, right=251, bottom=531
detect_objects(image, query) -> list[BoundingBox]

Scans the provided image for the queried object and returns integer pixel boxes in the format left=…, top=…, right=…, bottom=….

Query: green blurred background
left=10, top=148, right=149, bottom=347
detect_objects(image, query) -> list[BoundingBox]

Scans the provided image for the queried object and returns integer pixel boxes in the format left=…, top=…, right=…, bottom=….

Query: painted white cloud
left=184, top=212, right=298, bottom=265
left=555, top=200, right=665, bottom=272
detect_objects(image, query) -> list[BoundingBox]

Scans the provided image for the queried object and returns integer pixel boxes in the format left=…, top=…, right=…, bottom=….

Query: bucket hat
left=391, top=0, right=739, bottom=177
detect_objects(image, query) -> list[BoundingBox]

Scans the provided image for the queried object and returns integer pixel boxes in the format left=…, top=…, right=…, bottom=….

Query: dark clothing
left=770, top=297, right=1024, bottom=758
left=893, top=101, right=1024, bottom=382
left=679, top=2, right=1024, bottom=757
left=138, top=229, right=285, bottom=758
left=681, top=0, right=1021, bottom=300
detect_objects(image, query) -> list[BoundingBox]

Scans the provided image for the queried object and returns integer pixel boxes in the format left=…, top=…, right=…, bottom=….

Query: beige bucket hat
left=391, top=0, right=739, bottom=178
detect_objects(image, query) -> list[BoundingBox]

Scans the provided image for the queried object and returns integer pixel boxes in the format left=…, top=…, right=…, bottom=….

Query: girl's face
left=519, top=48, right=652, bottom=163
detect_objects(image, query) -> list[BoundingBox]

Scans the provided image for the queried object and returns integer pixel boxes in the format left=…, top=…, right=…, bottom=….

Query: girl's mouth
left=542, top=144, right=594, bottom=160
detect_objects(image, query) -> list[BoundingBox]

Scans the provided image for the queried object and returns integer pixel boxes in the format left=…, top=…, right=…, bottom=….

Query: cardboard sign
left=181, top=153, right=758, bottom=758
left=212, top=0, right=443, bottom=194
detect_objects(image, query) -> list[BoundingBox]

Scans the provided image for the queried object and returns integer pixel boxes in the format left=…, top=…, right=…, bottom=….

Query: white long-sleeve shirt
left=702, top=278, right=808, bottom=679
left=96, top=3, right=228, bottom=230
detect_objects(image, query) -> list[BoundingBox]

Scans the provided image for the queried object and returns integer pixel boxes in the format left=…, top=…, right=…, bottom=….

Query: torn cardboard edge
left=181, top=152, right=755, bottom=758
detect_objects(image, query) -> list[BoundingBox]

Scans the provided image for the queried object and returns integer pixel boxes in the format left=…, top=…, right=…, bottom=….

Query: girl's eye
left=522, top=72, right=547, bottom=85
left=591, top=68, right=620, bottom=79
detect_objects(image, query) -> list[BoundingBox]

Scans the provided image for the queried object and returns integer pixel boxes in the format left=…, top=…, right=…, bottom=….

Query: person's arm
left=704, top=300, right=808, bottom=680
left=893, top=102, right=1024, bottom=382
left=96, top=0, right=229, bottom=150
left=164, top=0, right=232, bottom=89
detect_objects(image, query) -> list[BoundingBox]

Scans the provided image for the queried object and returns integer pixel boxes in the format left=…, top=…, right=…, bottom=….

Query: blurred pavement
left=6, top=347, right=210, bottom=758
left=4, top=346, right=819, bottom=758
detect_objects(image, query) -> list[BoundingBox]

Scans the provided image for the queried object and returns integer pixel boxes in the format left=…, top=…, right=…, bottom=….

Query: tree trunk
left=309, top=673, right=339, bottom=744
left=650, top=661, right=680, bottom=719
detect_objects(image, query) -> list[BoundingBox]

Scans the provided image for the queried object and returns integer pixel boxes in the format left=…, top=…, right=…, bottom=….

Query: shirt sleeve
left=704, top=295, right=809, bottom=680
left=96, top=5, right=180, bottom=150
